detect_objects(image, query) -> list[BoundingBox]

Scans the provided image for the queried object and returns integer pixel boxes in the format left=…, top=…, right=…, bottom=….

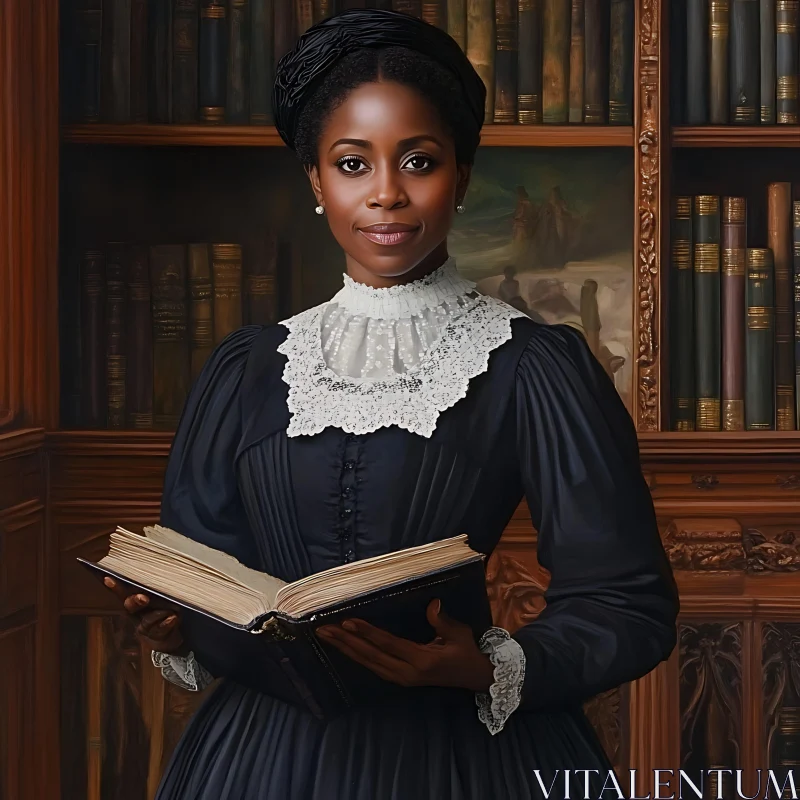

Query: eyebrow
left=328, top=135, right=445, bottom=153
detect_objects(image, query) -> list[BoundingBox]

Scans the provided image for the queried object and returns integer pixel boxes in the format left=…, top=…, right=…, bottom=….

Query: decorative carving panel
left=763, top=623, right=800, bottom=779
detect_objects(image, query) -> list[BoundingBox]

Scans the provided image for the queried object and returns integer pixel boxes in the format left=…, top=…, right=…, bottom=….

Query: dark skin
left=105, top=78, right=495, bottom=694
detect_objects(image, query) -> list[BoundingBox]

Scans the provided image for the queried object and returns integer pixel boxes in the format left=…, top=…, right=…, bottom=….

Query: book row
left=62, top=241, right=281, bottom=430
left=669, top=190, right=800, bottom=433
left=62, top=0, right=635, bottom=127
left=672, top=0, right=800, bottom=125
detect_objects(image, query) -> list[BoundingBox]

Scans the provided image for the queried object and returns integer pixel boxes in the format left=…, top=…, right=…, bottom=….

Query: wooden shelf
left=61, top=123, right=635, bottom=148
left=673, top=125, right=800, bottom=147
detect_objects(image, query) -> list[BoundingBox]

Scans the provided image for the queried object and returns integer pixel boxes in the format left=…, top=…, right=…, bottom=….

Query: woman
left=106, top=9, right=678, bottom=798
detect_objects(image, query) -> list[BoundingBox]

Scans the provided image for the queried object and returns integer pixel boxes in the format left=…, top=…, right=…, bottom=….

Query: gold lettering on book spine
left=696, top=398, right=721, bottom=431
left=695, top=195, right=719, bottom=215
left=695, top=243, right=720, bottom=272
left=722, top=197, right=746, bottom=223
left=723, top=399, right=744, bottom=431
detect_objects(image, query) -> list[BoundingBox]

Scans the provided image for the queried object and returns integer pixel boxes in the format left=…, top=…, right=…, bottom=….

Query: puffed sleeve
left=512, top=324, right=679, bottom=711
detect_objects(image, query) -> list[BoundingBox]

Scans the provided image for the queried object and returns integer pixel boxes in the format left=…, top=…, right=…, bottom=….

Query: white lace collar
left=277, top=258, right=526, bottom=438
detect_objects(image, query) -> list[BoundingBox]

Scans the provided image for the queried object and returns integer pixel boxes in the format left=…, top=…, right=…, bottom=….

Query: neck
left=344, top=240, right=450, bottom=289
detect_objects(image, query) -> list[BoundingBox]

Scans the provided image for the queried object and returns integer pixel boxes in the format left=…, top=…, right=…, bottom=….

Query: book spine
left=296, top=0, right=315, bottom=33
left=227, top=0, right=251, bottom=123
left=568, top=0, right=585, bottom=123
left=188, top=244, right=214, bottom=381
left=495, top=0, right=519, bottom=122
left=448, top=0, right=468, bottom=48
left=776, top=0, right=799, bottom=123
left=760, top=0, right=776, bottom=123
left=721, top=197, right=746, bottom=431
left=80, top=250, right=106, bottom=428
left=608, top=0, right=633, bottom=124
left=686, top=0, right=709, bottom=124
left=542, top=0, right=570, bottom=123
left=150, top=245, right=190, bottom=431
left=423, top=1, right=447, bottom=26
left=671, top=197, right=695, bottom=431
left=126, top=246, right=153, bottom=430
left=131, top=0, right=149, bottom=121
left=73, top=1, right=104, bottom=123
left=729, top=0, right=759, bottom=122
left=274, top=0, right=297, bottom=66
left=794, top=202, right=800, bottom=428
left=250, top=0, right=274, bottom=124
left=466, top=0, right=496, bottom=119
left=101, top=0, right=132, bottom=122
left=517, top=0, right=543, bottom=123
left=314, top=0, right=336, bottom=21
left=212, top=244, right=244, bottom=343
left=583, top=0, right=608, bottom=123
left=768, top=182, right=796, bottom=430
left=693, top=195, right=722, bottom=431
left=199, top=0, right=227, bottom=123
left=670, top=0, right=687, bottom=125
left=172, top=0, right=200, bottom=123
left=709, top=0, right=730, bottom=123
left=246, top=234, right=279, bottom=325
left=61, top=252, right=83, bottom=426
left=105, top=244, right=128, bottom=430
left=745, top=248, right=776, bottom=430
left=393, top=0, right=423, bottom=14
left=149, top=0, right=173, bottom=123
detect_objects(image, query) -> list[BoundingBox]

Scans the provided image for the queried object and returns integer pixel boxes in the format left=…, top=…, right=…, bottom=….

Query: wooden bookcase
left=3, top=0, right=800, bottom=798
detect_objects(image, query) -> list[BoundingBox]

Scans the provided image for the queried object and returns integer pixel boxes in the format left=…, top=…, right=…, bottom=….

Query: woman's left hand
left=316, top=599, right=495, bottom=693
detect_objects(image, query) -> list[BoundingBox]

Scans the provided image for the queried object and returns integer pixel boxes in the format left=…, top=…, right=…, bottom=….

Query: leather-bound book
left=671, top=197, right=695, bottom=431
left=693, top=195, right=721, bottom=432
left=686, top=0, right=708, bottom=123
left=274, top=0, right=296, bottom=65
left=568, top=0, right=585, bottom=123
left=246, top=234, right=279, bottom=325
left=296, top=0, right=315, bottom=33
left=670, top=0, right=687, bottom=125
left=466, top=0, right=496, bottom=118
left=60, top=253, right=83, bottom=426
left=150, top=245, right=190, bottom=431
left=608, top=0, right=633, bottom=123
left=188, top=244, right=214, bottom=382
left=71, top=0, right=103, bottom=123
left=761, top=0, right=776, bottom=123
left=131, top=0, right=149, bottom=121
left=80, top=250, right=106, bottom=429
left=721, top=198, right=746, bottom=431
left=583, top=0, right=608, bottom=123
left=776, top=0, right=799, bottom=123
left=768, top=182, right=796, bottom=429
left=745, top=248, right=775, bottom=430
left=518, top=0, right=543, bottom=123
left=250, top=0, right=274, bottom=124
left=709, top=0, right=729, bottom=123
left=126, top=246, right=153, bottom=430
left=199, top=0, right=227, bottom=123
left=173, top=0, right=200, bottom=123
left=542, top=0, right=570, bottom=122
left=105, top=244, right=128, bottom=430
left=730, top=0, right=759, bottom=123
left=149, top=0, right=173, bottom=123
left=212, top=244, right=244, bottom=344
left=227, top=0, right=251, bottom=123
left=494, top=0, right=519, bottom=122
left=314, top=0, right=336, bottom=21
left=793, top=202, right=800, bottom=427
left=393, top=0, right=423, bottom=15
left=422, top=1, right=447, bottom=26
left=101, top=0, right=132, bottom=122
left=447, top=0, right=467, bottom=48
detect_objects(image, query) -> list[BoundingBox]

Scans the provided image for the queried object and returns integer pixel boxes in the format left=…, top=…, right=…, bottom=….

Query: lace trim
left=278, top=295, right=527, bottom=438
left=152, top=650, right=214, bottom=692
left=475, top=627, right=526, bottom=735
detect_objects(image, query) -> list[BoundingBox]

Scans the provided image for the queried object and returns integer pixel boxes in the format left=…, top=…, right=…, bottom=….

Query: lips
left=357, top=223, right=419, bottom=246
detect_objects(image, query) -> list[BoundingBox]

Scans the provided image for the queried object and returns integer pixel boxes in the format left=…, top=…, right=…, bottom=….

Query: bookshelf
left=673, top=126, right=800, bottom=147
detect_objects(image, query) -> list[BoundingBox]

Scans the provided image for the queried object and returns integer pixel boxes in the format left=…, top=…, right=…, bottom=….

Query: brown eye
left=402, top=154, right=434, bottom=172
left=336, top=156, right=367, bottom=174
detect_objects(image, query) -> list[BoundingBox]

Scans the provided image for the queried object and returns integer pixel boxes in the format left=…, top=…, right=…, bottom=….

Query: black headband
left=272, top=9, right=486, bottom=151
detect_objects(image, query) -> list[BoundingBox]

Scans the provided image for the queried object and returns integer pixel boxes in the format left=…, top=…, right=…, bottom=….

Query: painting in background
left=451, top=148, right=635, bottom=412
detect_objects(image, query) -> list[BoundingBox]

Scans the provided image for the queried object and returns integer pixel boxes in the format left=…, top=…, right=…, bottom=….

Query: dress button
left=344, top=461, right=355, bottom=470
left=340, top=487, right=353, bottom=498
left=344, top=550, right=355, bottom=563
left=339, top=508, right=352, bottom=519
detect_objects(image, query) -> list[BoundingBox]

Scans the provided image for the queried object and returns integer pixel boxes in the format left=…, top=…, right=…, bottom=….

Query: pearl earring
left=456, top=204, right=465, bottom=214
left=315, top=205, right=325, bottom=215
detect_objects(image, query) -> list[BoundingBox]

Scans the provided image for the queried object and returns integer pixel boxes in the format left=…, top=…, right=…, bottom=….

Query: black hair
left=293, top=46, right=481, bottom=167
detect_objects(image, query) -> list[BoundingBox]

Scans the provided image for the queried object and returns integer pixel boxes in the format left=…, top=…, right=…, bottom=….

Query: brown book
left=494, top=0, right=518, bottom=122
left=188, top=244, right=214, bottom=381
left=542, top=0, right=570, bottom=122
left=105, top=243, right=128, bottom=430
left=126, top=246, right=153, bottom=430
left=150, top=245, right=190, bottom=431
left=709, top=0, right=730, bottom=123
left=212, top=244, right=244, bottom=343
left=583, top=0, right=608, bottom=123
left=721, top=197, right=746, bottom=431
left=467, top=0, right=496, bottom=118
left=130, top=0, right=149, bottom=121
left=246, top=234, right=279, bottom=325
left=768, top=182, right=797, bottom=430
left=101, top=0, right=132, bottom=122
left=80, top=250, right=106, bottom=428
left=422, top=1, right=447, bottom=26
left=274, top=0, right=296, bottom=66
left=296, top=0, right=314, bottom=33
left=568, top=0, right=585, bottom=122
left=447, top=0, right=467, bottom=48
left=314, top=0, right=335, bottom=19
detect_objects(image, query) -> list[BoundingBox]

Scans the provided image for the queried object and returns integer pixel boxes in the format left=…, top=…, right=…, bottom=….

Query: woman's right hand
left=104, top=576, right=187, bottom=655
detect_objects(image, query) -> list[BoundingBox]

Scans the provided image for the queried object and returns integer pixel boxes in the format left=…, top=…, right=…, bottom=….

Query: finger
left=319, top=635, right=412, bottom=685
left=138, top=609, right=173, bottom=632
left=122, top=593, right=151, bottom=614
left=104, top=577, right=137, bottom=604
left=137, top=614, right=178, bottom=641
left=337, top=620, right=427, bottom=661
left=318, top=627, right=414, bottom=673
left=426, top=599, right=468, bottom=642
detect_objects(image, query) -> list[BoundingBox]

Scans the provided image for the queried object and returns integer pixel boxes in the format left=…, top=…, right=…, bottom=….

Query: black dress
left=155, top=317, right=678, bottom=800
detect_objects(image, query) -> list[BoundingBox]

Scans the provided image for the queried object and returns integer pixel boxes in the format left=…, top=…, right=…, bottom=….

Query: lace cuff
left=151, top=650, right=214, bottom=692
left=475, top=627, right=526, bottom=735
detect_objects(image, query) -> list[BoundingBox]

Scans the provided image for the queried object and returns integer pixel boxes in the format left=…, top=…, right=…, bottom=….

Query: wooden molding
left=638, top=431, right=800, bottom=463
left=673, top=126, right=800, bottom=147
left=0, top=428, right=45, bottom=461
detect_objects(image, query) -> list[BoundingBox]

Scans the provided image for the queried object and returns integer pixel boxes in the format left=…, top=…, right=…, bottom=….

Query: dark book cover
left=608, top=0, right=633, bottom=124
left=466, top=0, right=496, bottom=118
left=671, top=197, right=695, bottom=431
left=693, top=195, right=721, bottom=432
left=393, top=0, right=423, bottom=14
left=776, top=0, right=799, bottom=123
left=61, top=251, right=83, bottom=426
left=518, top=0, right=543, bottom=123
left=670, top=0, right=687, bottom=125
left=709, top=0, right=729, bottom=123
left=583, top=0, right=608, bottom=123
left=227, top=0, right=251, bottom=123
left=760, top=0, right=776, bottom=123
left=494, top=0, right=519, bottom=123
left=80, top=250, right=106, bottom=428
left=721, top=197, right=746, bottom=431
left=686, top=0, right=709, bottom=124
left=274, top=0, right=297, bottom=66
left=793, top=201, right=800, bottom=428
left=568, top=0, right=585, bottom=123
left=246, top=233, right=279, bottom=325
left=130, top=0, right=149, bottom=121
left=173, top=0, right=200, bottom=123
left=189, top=243, right=214, bottom=381
left=745, top=248, right=775, bottom=430
left=212, top=243, right=244, bottom=343
left=447, top=0, right=467, bottom=49
left=250, top=0, right=274, bottom=124
left=71, top=0, right=103, bottom=123
left=542, top=0, right=570, bottom=123
left=314, top=0, right=337, bottom=21
left=199, top=0, right=227, bottom=122
left=730, top=0, right=759, bottom=123
left=149, top=0, right=173, bottom=123
left=101, top=0, right=132, bottom=122
left=126, top=246, right=154, bottom=430
left=296, top=0, right=315, bottom=33
left=422, top=1, right=447, bottom=26
left=105, top=244, right=128, bottom=430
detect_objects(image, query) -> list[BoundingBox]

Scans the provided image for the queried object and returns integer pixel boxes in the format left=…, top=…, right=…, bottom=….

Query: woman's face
left=307, top=80, right=471, bottom=287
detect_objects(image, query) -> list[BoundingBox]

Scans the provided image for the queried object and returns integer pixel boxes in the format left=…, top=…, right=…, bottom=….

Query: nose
left=366, top=163, right=408, bottom=211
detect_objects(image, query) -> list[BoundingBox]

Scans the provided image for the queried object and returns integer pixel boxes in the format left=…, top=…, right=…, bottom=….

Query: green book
left=745, top=248, right=776, bottom=430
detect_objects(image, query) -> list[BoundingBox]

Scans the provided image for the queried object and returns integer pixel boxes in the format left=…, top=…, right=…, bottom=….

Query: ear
left=305, top=163, right=324, bottom=206
left=455, top=163, right=472, bottom=207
